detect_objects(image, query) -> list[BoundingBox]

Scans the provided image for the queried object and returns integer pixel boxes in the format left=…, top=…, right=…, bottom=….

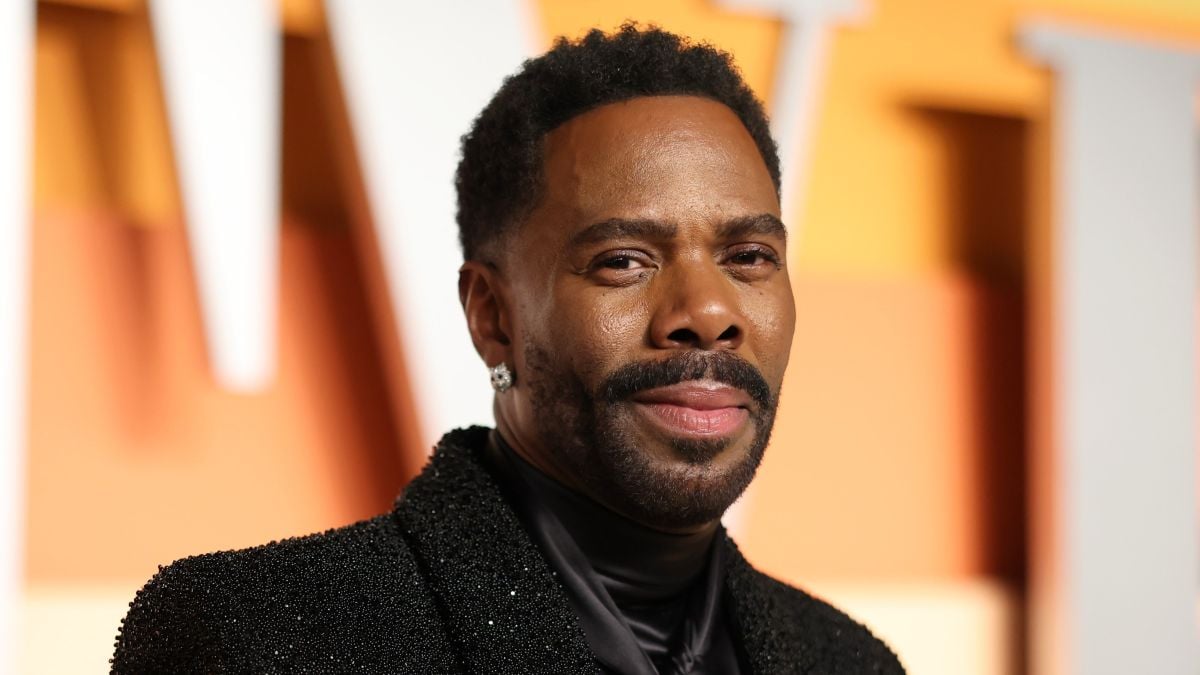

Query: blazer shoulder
left=121, top=511, right=415, bottom=611
left=112, top=512, right=457, bottom=674
left=725, top=546, right=905, bottom=674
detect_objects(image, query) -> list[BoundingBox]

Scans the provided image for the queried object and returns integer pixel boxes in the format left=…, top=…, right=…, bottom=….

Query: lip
left=629, top=381, right=752, bottom=439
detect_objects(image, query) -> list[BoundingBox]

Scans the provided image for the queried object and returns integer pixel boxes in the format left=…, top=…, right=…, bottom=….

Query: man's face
left=497, top=95, right=795, bottom=531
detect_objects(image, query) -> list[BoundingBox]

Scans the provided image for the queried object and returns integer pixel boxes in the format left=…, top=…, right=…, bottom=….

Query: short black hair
left=454, top=23, right=781, bottom=262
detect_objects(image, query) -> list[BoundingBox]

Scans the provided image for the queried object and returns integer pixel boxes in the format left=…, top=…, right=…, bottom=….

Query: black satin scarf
left=486, top=432, right=743, bottom=675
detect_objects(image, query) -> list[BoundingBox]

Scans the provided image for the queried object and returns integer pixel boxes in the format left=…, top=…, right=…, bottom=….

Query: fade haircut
left=454, top=23, right=782, bottom=262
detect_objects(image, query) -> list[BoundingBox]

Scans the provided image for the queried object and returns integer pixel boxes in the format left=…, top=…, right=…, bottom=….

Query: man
left=112, top=25, right=904, bottom=674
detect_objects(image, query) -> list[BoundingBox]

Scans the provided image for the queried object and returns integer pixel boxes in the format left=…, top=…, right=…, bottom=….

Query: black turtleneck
left=485, top=431, right=744, bottom=675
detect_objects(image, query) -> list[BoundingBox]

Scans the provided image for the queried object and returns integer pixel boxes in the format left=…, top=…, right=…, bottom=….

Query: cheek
left=549, top=287, right=651, bottom=378
left=746, top=285, right=797, bottom=379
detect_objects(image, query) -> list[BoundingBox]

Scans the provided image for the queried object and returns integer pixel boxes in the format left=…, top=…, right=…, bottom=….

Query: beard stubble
left=522, top=344, right=780, bottom=531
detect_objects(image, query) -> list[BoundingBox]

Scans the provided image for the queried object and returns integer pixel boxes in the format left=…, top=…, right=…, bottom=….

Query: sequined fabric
left=111, top=426, right=905, bottom=674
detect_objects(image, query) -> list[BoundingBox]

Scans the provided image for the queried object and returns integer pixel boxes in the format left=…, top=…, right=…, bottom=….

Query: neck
left=492, top=430, right=720, bottom=602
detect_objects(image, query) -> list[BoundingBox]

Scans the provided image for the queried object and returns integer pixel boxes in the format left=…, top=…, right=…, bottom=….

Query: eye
left=725, top=246, right=781, bottom=269
left=592, top=250, right=653, bottom=271
left=587, top=250, right=655, bottom=285
left=599, top=255, right=643, bottom=270
left=730, top=251, right=768, bottom=266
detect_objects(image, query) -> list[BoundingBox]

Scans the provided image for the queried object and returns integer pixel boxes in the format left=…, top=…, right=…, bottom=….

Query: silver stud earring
left=489, top=362, right=514, bottom=393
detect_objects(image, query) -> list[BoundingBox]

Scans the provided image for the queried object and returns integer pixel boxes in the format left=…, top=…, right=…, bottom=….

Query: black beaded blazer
left=111, top=427, right=905, bottom=674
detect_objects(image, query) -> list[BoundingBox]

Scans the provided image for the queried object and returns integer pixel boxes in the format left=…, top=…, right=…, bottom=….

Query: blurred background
left=3, top=0, right=1199, bottom=673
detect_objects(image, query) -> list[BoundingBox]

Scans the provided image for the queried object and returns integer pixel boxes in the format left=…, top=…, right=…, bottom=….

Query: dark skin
left=459, top=95, right=796, bottom=534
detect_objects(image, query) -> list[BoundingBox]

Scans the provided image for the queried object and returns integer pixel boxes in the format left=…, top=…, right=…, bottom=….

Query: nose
left=648, top=261, right=745, bottom=351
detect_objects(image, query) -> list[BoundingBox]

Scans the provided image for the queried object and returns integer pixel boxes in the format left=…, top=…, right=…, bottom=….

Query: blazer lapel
left=393, top=427, right=598, bottom=674
left=723, top=538, right=817, bottom=674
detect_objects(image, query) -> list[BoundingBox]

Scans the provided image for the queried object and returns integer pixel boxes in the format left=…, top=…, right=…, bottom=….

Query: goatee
left=524, top=346, right=780, bottom=531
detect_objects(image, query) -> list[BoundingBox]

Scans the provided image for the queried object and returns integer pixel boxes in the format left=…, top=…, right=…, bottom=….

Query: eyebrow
left=567, top=218, right=678, bottom=248
left=715, top=213, right=788, bottom=244
left=567, top=213, right=787, bottom=248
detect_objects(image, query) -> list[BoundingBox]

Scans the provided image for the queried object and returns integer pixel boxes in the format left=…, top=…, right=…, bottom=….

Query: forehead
left=532, top=95, right=779, bottom=230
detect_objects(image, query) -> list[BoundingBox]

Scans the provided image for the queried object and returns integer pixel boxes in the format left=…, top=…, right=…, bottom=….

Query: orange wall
left=23, top=0, right=1200, bottom=588
left=27, top=2, right=425, bottom=583
left=26, top=214, right=417, bottom=581
left=745, top=274, right=1027, bottom=581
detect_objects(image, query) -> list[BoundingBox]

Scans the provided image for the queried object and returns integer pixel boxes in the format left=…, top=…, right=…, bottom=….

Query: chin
left=654, top=426, right=758, bottom=468
left=617, top=452, right=763, bottom=531
left=588, top=416, right=768, bottom=531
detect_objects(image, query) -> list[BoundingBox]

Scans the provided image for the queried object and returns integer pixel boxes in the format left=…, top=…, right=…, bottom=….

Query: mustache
left=599, top=351, right=772, bottom=410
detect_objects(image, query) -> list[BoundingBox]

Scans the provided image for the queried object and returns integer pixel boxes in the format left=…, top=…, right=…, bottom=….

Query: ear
left=458, top=260, right=513, bottom=368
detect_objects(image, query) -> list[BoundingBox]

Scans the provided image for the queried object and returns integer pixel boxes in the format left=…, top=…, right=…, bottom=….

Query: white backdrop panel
left=325, top=0, right=537, bottom=448
left=1021, top=22, right=1200, bottom=675
left=718, top=0, right=865, bottom=223
left=0, top=0, right=34, bottom=671
left=150, top=0, right=282, bottom=392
